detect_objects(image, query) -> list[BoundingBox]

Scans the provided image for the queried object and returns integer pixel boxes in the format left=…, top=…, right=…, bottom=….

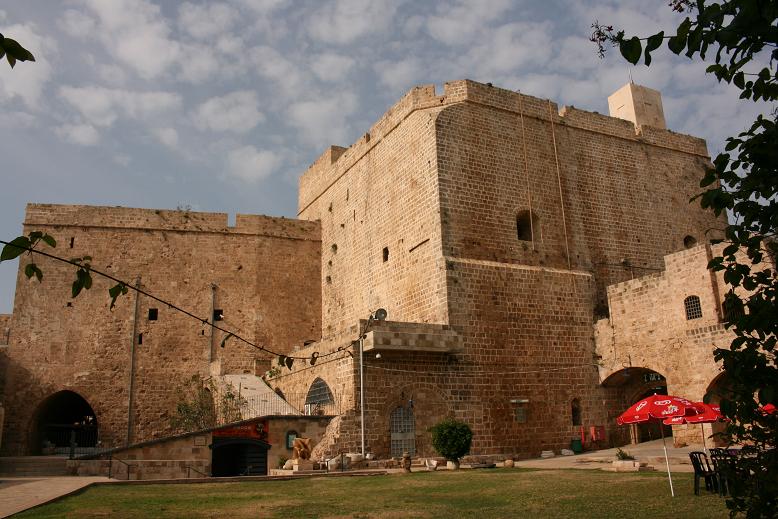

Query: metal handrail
left=108, top=455, right=131, bottom=480
left=187, top=465, right=208, bottom=478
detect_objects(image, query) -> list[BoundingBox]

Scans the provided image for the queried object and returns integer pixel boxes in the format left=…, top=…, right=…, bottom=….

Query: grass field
left=17, top=468, right=728, bottom=518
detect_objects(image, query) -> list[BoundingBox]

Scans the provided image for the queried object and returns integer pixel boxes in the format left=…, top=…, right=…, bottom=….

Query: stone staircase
left=0, top=456, right=71, bottom=477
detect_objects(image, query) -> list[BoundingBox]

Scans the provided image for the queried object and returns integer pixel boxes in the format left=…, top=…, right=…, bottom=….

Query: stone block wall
left=2, top=204, right=321, bottom=455
left=595, top=243, right=741, bottom=445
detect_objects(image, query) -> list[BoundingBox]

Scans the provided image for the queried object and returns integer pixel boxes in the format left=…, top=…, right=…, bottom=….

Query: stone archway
left=602, top=367, right=672, bottom=444
left=29, top=390, right=98, bottom=456
left=375, top=382, right=451, bottom=458
left=705, top=373, right=731, bottom=447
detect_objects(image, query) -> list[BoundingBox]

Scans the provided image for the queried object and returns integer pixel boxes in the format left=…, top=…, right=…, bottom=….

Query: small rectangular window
left=148, top=308, right=158, bottom=321
left=213, top=309, right=223, bottom=322
left=138, top=333, right=143, bottom=345
left=383, top=247, right=389, bottom=262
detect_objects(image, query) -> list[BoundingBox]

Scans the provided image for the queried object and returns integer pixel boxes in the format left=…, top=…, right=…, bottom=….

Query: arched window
left=304, top=378, right=334, bottom=415
left=516, top=210, right=539, bottom=242
left=684, top=295, right=703, bottom=320
left=683, top=235, right=697, bottom=249
left=571, top=398, right=582, bottom=426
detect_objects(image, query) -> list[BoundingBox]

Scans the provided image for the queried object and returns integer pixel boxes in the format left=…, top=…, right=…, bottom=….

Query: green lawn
left=18, top=469, right=728, bottom=518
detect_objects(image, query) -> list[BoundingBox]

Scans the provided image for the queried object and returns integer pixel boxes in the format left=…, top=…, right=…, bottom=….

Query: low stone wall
left=68, top=459, right=210, bottom=480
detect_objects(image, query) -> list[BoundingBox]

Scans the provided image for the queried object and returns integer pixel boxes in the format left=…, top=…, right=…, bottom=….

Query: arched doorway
left=390, top=405, right=415, bottom=458
left=30, top=390, right=98, bottom=456
left=705, top=373, right=731, bottom=447
left=602, top=367, right=672, bottom=444
left=211, top=438, right=269, bottom=476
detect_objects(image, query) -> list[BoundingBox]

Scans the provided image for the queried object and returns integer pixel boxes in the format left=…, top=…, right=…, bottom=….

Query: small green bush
left=616, top=448, right=635, bottom=461
left=429, top=418, right=473, bottom=462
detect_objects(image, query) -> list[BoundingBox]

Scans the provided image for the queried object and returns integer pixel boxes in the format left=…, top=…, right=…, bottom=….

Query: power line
left=0, top=237, right=342, bottom=362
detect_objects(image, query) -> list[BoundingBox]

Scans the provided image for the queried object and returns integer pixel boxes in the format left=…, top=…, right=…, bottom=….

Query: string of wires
left=0, top=237, right=344, bottom=363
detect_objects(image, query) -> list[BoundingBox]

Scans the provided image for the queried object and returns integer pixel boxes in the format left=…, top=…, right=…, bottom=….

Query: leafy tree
left=170, top=375, right=246, bottom=433
left=592, top=2, right=776, bottom=516
left=0, top=33, right=35, bottom=68
left=429, top=418, right=473, bottom=466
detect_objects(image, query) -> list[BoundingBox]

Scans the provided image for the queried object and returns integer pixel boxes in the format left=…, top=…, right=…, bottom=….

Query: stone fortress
left=0, top=79, right=742, bottom=462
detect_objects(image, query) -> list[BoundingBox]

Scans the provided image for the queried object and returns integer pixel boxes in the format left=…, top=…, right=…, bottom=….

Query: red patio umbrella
left=617, top=394, right=695, bottom=497
left=663, top=402, right=723, bottom=454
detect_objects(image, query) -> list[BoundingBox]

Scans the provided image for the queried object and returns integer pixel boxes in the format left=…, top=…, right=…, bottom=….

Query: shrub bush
left=429, top=418, right=473, bottom=462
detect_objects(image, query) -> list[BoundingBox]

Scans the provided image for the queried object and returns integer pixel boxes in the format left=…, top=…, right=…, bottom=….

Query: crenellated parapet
left=24, top=203, right=320, bottom=242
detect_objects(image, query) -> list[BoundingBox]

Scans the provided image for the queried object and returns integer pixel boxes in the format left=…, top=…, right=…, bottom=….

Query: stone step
left=0, top=456, right=71, bottom=476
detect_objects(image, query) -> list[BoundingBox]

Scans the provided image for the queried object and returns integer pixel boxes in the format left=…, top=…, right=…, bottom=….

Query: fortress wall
left=1, top=205, right=321, bottom=454
left=298, top=105, right=449, bottom=336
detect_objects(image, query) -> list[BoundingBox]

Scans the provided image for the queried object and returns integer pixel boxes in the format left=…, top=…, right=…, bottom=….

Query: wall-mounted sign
left=212, top=419, right=269, bottom=442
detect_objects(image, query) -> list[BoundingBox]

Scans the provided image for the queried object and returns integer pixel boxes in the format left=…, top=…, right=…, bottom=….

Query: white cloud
left=374, top=58, right=423, bottom=93
left=193, top=90, right=264, bottom=133
left=0, top=23, right=55, bottom=109
left=153, top=127, right=179, bottom=149
left=310, top=53, right=356, bottom=82
left=59, top=86, right=182, bottom=127
left=287, top=91, right=358, bottom=147
left=56, top=123, right=100, bottom=146
left=307, top=0, right=401, bottom=44
left=462, top=22, right=553, bottom=78
left=77, top=0, right=181, bottom=80
left=234, top=0, right=286, bottom=13
left=59, top=9, right=96, bottom=37
left=249, top=46, right=305, bottom=97
left=426, top=0, right=512, bottom=46
left=178, top=2, right=239, bottom=39
left=226, top=145, right=281, bottom=182
left=98, top=63, right=127, bottom=85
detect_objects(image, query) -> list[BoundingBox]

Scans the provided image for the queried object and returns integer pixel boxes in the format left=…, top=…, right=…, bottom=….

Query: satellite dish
left=373, top=308, right=388, bottom=321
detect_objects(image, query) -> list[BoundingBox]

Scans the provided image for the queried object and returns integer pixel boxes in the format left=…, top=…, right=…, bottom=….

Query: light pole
left=359, top=308, right=387, bottom=456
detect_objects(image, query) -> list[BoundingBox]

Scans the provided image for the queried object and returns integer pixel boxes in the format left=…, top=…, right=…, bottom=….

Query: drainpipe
left=209, top=284, right=217, bottom=364
left=126, top=277, right=141, bottom=446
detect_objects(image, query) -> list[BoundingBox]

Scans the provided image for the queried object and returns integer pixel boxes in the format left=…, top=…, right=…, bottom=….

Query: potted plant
left=429, top=418, right=473, bottom=469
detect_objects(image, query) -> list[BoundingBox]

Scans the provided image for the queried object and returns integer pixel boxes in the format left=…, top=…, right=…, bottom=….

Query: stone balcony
left=360, top=321, right=463, bottom=354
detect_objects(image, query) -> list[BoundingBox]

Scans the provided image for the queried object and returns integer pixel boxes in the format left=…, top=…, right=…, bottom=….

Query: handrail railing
left=187, top=465, right=209, bottom=478
left=108, top=455, right=131, bottom=480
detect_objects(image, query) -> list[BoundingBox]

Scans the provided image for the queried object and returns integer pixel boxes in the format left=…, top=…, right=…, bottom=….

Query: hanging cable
left=0, top=238, right=344, bottom=362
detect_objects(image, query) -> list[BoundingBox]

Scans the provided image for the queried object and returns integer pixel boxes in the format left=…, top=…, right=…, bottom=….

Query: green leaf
left=41, top=234, right=56, bottom=248
left=619, top=36, right=641, bottom=65
left=24, top=263, right=42, bottom=282
left=1, top=236, right=30, bottom=261
left=72, top=277, right=84, bottom=298
left=644, top=31, right=664, bottom=66
left=108, top=282, right=128, bottom=310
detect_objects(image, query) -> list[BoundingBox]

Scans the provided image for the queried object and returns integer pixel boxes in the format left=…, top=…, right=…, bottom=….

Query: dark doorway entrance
left=211, top=438, right=269, bottom=477
left=30, top=390, right=98, bottom=456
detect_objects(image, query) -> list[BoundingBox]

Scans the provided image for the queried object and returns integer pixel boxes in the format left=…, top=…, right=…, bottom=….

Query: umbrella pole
left=701, top=424, right=708, bottom=455
left=660, top=426, right=675, bottom=497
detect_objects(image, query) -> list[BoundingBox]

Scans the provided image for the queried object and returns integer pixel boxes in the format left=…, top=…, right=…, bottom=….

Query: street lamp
left=358, top=308, right=386, bottom=456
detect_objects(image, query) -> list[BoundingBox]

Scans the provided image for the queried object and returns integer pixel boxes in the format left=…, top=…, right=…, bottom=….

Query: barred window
left=684, top=295, right=703, bottom=320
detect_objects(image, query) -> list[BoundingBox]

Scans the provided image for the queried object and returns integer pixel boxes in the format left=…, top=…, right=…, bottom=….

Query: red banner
left=212, top=419, right=269, bottom=442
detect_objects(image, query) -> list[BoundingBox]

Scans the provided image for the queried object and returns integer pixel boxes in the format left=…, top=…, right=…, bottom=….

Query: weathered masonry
left=1, top=79, right=728, bottom=460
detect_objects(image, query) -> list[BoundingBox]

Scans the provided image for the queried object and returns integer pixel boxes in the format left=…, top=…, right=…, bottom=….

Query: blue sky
left=0, top=0, right=772, bottom=314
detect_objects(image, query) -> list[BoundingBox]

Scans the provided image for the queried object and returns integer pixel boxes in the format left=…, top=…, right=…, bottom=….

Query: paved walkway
left=0, top=476, right=110, bottom=518
left=513, top=439, right=704, bottom=472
